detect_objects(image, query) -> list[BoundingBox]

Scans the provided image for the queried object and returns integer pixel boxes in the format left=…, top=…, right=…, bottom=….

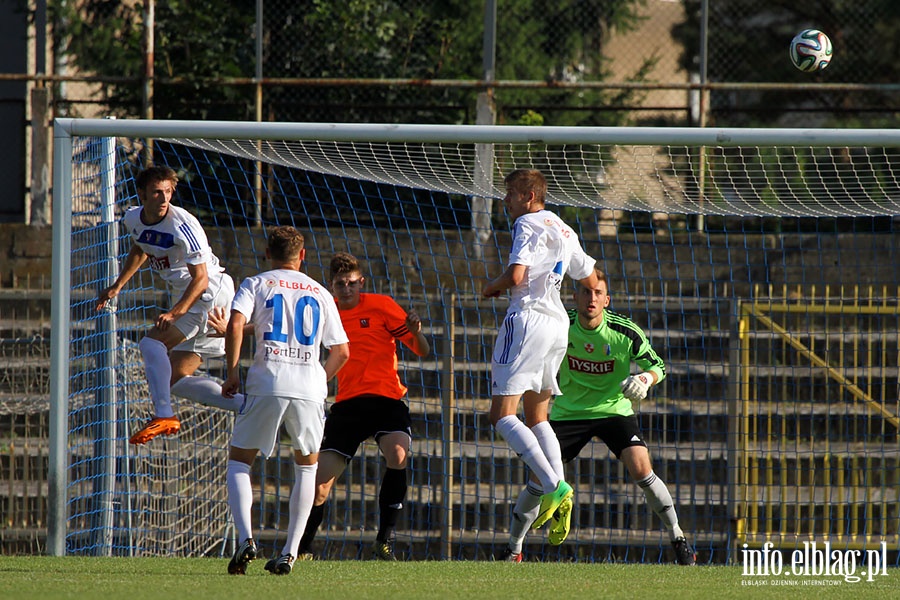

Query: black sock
left=376, top=468, right=407, bottom=543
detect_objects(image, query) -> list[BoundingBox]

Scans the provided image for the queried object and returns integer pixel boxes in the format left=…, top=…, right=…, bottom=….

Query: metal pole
left=696, top=0, right=709, bottom=232
left=440, top=292, right=457, bottom=560
left=47, top=125, right=74, bottom=556
left=96, top=132, right=119, bottom=555
left=471, top=0, right=496, bottom=260
left=143, top=0, right=155, bottom=163
left=254, top=0, right=263, bottom=226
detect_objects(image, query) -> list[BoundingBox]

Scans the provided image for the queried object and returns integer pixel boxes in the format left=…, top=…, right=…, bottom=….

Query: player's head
left=136, top=166, right=178, bottom=195
left=267, top=226, right=305, bottom=263
left=503, top=169, right=547, bottom=219
left=330, top=251, right=365, bottom=308
left=135, top=166, right=179, bottom=217
left=574, top=267, right=610, bottom=321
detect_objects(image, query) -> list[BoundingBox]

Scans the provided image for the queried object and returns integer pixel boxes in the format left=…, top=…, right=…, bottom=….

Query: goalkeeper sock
left=508, top=481, right=542, bottom=553
left=636, top=471, right=683, bottom=540
left=283, top=463, right=317, bottom=557
left=495, top=415, right=559, bottom=494
left=298, top=502, right=326, bottom=554
left=226, top=459, right=254, bottom=543
left=531, top=421, right=565, bottom=480
left=139, top=337, right=174, bottom=418
left=171, top=375, right=243, bottom=412
left=377, top=467, right=407, bottom=543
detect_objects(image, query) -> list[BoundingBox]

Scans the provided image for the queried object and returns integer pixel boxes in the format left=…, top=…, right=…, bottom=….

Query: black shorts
left=320, top=395, right=412, bottom=460
left=550, top=414, right=646, bottom=462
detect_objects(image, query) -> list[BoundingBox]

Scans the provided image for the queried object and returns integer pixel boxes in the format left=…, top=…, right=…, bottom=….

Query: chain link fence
left=51, top=0, right=900, bottom=126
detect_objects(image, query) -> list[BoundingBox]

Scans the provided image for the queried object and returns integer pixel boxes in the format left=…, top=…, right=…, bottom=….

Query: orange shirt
left=335, top=293, right=415, bottom=402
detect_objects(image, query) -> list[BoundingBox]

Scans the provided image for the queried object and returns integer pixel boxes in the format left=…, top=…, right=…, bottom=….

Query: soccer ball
left=789, top=29, right=832, bottom=72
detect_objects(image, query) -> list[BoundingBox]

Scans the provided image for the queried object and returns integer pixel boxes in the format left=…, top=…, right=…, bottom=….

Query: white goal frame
left=49, top=119, right=900, bottom=557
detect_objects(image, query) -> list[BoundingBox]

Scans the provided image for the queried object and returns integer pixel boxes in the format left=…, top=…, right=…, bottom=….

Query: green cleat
left=547, top=494, right=573, bottom=545
left=532, top=480, right=573, bottom=530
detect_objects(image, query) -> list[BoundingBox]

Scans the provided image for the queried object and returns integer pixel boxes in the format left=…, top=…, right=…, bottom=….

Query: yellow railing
left=733, top=284, right=900, bottom=552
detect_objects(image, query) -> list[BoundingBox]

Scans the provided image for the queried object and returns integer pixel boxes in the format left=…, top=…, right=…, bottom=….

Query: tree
left=52, top=0, right=653, bottom=125
left=672, top=0, right=900, bottom=127
left=52, top=0, right=257, bottom=119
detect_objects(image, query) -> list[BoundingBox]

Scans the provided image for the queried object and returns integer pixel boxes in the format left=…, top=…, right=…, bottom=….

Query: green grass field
left=2, top=557, right=898, bottom=600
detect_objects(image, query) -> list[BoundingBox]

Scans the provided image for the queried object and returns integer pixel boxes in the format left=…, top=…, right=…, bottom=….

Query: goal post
left=50, top=119, right=900, bottom=562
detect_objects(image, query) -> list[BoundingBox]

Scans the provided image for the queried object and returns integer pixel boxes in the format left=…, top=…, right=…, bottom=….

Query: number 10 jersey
left=232, top=268, right=349, bottom=401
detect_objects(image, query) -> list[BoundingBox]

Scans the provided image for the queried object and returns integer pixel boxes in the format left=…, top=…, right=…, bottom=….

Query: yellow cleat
left=532, top=480, right=573, bottom=530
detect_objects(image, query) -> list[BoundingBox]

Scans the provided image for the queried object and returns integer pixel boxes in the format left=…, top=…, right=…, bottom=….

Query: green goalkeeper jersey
left=551, top=308, right=666, bottom=421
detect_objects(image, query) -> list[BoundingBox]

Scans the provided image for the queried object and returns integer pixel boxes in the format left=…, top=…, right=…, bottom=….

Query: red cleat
left=129, top=416, right=181, bottom=445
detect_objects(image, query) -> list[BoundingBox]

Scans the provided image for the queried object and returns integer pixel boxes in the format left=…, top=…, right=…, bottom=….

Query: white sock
left=508, top=481, right=542, bottom=553
left=531, top=421, right=564, bottom=480
left=494, top=415, right=558, bottom=493
left=171, top=375, right=243, bottom=412
left=139, top=337, right=174, bottom=418
left=227, top=460, right=254, bottom=542
left=636, top=471, right=683, bottom=540
left=282, top=463, right=317, bottom=557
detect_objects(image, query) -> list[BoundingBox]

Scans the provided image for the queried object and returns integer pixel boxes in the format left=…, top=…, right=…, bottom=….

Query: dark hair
left=329, top=251, right=362, bottom=280
left=504, top=169, right=547, bottom=204
left=135, top=165, right=179, bottom=192
left=267, top=226, right=305, bottom=262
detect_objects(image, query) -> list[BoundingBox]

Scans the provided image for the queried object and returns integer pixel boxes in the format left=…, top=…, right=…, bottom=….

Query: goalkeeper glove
left=620, top=372, right=653, bottom=401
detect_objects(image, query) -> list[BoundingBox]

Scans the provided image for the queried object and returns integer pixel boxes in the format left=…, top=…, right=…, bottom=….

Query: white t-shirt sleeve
left=508, top=220, right=540, bottom=267
left=177, top=212, right=213, bottom=266
left=231, top=277, right=256, bottom=318
left=567, top=243, right=596, bottom=281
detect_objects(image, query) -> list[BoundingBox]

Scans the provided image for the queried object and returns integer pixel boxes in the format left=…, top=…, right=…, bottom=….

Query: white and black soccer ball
left=790, top=29, right=833, bottom=72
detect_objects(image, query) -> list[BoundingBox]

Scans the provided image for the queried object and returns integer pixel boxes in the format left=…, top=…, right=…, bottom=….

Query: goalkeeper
left=498, top=268, right=696, bottom=566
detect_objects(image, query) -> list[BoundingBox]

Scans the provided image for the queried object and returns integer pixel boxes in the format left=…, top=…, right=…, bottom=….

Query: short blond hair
left=504, top=169, right=547, bottom=204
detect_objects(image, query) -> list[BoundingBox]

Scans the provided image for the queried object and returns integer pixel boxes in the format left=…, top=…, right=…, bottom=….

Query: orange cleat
left=129, top=416, right=181, bottom=445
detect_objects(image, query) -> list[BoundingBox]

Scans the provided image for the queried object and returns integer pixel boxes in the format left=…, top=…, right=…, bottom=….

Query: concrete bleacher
left=2, top=284, right=898, bottom=561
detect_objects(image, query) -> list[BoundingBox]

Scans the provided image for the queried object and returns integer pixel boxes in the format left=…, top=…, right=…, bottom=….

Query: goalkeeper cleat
left=129, top=416, right=181, bottom=445
left=371, top=540, right=398, bottom=561
left=296, top=552, right=316, bottom=561
left=547, top=494, right=573, bottom=545
left=264, top=553, right=296, bottom=575
left=672, top=536, right=697, bottom=566
left=227, top=538, right=257, bottom=575
left=497, top=547, right=523, bottom=563
left=532, top=480, right=573, bottom=530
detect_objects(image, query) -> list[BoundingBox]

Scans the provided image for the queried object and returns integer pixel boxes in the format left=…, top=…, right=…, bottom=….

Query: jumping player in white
left=482, top=168, right=599, bottom=548
left=222, top=226, right=350, bottom=576
left=95, top=165, right=243, bottom=445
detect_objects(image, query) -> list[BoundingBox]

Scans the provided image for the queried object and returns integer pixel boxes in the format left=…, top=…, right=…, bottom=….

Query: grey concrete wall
left=2, top=224, right=898, bottom=298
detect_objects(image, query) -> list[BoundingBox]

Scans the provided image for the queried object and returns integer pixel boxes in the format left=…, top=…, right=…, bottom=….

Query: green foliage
left=672, top=0, right=900, bottom=127
left=50, top=0, right=651, bottom=125
left=51, top=0, right=257, bottom=119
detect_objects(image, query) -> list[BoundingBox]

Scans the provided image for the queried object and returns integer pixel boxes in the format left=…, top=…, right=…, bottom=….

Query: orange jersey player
left=297, top=251, right=430, bottom=561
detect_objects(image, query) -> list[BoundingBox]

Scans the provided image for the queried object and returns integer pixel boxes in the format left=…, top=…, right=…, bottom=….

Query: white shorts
left=491, top=310, right=567, bottom=396
left=173, top=274, right=235, bottom=357
left=231, top=395, right=326, bottom=458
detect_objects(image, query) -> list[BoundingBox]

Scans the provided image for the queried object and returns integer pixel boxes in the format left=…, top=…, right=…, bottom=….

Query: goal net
left=49, top=120, right=900, bottom=563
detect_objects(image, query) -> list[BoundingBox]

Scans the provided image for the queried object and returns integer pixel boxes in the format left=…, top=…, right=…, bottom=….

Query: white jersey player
left=96, top=165, right=242, bottom=446
left=221, top=226, right=349, bottom=576
left=482, top=169, right=599, bottom=547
